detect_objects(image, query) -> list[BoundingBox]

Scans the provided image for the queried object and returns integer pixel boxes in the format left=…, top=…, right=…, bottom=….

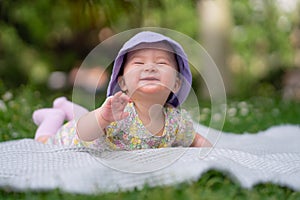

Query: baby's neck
left=134, top=101, right=164, bottom=119
left=134, top=101, right=165, bottom=136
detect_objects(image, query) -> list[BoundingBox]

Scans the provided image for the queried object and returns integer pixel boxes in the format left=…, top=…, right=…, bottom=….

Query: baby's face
left=119, top=45, right=181, bottom=101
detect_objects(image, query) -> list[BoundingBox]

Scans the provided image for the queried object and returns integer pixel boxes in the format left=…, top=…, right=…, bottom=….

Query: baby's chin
left=136, top=84, right=171, bottom=94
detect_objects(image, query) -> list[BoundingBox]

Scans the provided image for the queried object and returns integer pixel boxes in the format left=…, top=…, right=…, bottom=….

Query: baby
left=33, top=31, right=211, bottom=150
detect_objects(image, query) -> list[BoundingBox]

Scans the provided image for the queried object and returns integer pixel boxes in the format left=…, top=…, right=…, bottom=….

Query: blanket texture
left=0, top=124, right=299, bottom=194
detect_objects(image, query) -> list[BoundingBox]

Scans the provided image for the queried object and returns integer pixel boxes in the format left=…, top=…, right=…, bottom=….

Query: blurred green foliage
left=230, top=0, right=296, bottom=96
left=0, top=0, right=198, bottom=87
left=0, top=0, right=299, bottom=97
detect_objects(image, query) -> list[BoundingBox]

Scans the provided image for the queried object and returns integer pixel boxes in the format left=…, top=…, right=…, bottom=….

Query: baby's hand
left=97, top=91, right=130, bottom=124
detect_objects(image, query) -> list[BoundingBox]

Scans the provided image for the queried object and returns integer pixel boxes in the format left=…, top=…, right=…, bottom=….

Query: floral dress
left=47, top=103, right=196, bottom=150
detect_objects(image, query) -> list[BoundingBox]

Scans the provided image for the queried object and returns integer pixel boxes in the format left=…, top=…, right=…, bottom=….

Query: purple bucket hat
left=107, top=31, right=192, bottom=107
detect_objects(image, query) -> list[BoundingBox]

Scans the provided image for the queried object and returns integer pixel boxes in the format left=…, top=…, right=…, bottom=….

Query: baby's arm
left=76, top=91, right=130, bottom=141
left=190, top=133, right=212, bottom=147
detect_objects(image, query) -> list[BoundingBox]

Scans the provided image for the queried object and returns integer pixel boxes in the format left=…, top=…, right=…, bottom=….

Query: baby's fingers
left=109, top=92, right=130, bottom=121
left=112, top=91, right=130, bottom=107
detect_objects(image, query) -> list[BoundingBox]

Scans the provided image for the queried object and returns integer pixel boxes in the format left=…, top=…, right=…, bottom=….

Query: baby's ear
left=118, top=76, right=127, bottom=91
left=173, top=76, right=181, bottom=93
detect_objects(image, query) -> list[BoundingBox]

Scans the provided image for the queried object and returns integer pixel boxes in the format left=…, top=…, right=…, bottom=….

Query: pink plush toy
left=32, top=97, right=88, bottom=143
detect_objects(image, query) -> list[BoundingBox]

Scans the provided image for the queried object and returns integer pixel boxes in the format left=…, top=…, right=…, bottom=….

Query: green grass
left=198, top=96, right=300, bottom=133
left=1, top=83, right=300, bottom=199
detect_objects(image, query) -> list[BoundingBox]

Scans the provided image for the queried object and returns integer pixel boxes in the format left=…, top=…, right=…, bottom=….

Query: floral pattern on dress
left=47, top=103, right=196, bottom=151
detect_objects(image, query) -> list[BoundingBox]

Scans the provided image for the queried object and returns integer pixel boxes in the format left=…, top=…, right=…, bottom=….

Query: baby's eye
left=157, top=61, right=169, bottom=65
left=133, top=61, right=144, bottom=65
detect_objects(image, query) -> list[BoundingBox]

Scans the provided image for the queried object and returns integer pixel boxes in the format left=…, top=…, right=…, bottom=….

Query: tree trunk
left=197, top=0, right=233, bottom=98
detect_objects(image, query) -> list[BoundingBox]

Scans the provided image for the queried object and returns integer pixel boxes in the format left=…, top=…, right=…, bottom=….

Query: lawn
left=1, top=83, right=300, bottom=199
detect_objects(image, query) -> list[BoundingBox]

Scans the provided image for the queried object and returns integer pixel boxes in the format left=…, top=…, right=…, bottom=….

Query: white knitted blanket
left=0, top=124, right=299, bottom=194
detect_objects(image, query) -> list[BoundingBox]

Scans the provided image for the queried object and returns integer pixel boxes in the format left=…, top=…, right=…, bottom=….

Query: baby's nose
left=144, top=63, right=157, bottom=72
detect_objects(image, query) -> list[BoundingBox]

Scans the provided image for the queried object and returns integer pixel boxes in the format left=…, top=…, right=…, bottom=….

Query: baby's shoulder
left=165, top=104, right=189, bottom=115
left=165, top=105, right=194, bottom=123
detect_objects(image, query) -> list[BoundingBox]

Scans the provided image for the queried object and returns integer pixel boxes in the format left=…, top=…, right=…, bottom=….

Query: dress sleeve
left=172, top=109, right=196, bottom=147
left=72, top=120, right=108, bottom=150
